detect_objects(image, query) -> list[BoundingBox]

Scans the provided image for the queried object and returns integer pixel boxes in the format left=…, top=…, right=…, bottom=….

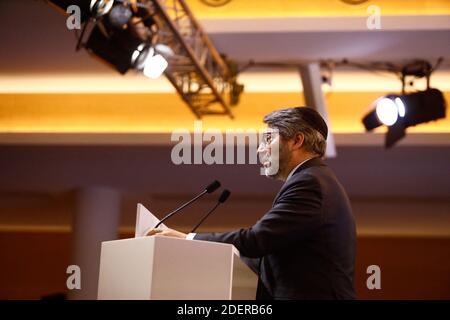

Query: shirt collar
left=286, top=157, right=316, bottom=181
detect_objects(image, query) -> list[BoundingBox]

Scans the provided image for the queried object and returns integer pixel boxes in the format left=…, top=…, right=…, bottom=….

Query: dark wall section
left=1, top=231, right=449, bottom=300
left=355, top=237, right=450, bottom=299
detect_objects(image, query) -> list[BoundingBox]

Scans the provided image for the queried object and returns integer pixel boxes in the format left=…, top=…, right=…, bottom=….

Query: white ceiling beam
left=299, top=63, right=337, bottom=158
left=201, top=15, right=450, bottom=33
left=1, top=133, right=448, bottom=146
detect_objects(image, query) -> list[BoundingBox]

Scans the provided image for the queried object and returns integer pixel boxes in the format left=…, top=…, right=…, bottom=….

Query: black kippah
left=296, top=107, right=328, bottom=140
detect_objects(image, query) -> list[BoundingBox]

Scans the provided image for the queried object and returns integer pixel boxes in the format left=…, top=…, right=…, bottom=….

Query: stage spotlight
left=131, top=44, right=169, bottom=79
left=90, top=0, right=115, bottom=18
left=85, top=25, right=142, bottom=74
left=108, top=3, right=133, bottom=29
left=47, top=0, right=114, bottom=21
left=131, top=44, right=153, bottom=69
left=363, top=95, right=407, bottom=131
left=376, top=97, right=399, bottom=126
left=46, top=0, right=239, bottom=118
left=143, top=54, right=168, bottom=79
left=362, top=88, right=446, bottom=147
left=155, top=44, right=175, bottom=58
left=403, top=89, right=446, bottom=126
left=395, top=97, right=406, bottom=117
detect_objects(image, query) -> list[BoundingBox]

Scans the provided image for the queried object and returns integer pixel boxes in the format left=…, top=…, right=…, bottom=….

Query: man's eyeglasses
left=261, top=131, right=278, bottom=145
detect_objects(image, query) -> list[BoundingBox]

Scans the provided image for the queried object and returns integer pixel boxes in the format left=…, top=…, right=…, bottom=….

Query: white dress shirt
left=285, top=157, right=315, bottom=181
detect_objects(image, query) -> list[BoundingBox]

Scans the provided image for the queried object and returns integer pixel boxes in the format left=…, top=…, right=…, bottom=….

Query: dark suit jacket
left=194, top=157, right=356, bottom=300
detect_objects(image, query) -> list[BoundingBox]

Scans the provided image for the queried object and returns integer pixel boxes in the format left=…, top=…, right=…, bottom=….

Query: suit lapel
left=271, top=157, right=325, bottom=206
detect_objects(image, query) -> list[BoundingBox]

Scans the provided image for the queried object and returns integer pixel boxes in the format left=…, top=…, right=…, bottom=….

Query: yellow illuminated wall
left=0, top=92, right=448, bottom=133
left=187, top=0, right=450, bottom=18
left=1, top=1, right=449, bottom=134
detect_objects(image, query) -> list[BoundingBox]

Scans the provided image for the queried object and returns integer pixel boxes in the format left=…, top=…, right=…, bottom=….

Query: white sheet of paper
left=135, top=203, right=168, bottom=238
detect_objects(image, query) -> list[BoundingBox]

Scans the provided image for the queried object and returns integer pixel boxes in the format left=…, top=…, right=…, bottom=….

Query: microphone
left=154, top=180, right=221, bottom=228
left=190, top=189, right=231, bottom=233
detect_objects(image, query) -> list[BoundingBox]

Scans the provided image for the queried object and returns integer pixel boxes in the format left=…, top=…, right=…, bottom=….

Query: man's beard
left=263, top=142, right=291, bottom=180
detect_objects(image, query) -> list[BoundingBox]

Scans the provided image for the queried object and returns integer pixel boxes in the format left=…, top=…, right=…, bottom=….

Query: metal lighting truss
left=47, top=0, right=237, bottom=118
left=149, top=0, right=235, bottom=118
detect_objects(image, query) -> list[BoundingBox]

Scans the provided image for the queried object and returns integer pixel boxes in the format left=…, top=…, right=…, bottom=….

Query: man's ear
left=292, top=133, right=305, bottom=150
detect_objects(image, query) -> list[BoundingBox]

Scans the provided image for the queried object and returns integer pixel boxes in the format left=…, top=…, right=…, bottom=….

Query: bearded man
left=149, top=107, right=357, bottom=300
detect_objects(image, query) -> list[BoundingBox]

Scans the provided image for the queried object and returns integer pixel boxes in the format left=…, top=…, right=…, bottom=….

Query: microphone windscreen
left=205, top=180, right=221, bottom=193
left=218, top=189, right=231, bottom=203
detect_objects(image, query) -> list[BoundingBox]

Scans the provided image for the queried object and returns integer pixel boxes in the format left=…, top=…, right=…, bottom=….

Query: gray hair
left=263, top=107, right=327, bottom=157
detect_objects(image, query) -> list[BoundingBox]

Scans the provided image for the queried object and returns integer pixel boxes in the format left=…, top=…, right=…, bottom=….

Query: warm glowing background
left=0, top=0, right=449, bottom=301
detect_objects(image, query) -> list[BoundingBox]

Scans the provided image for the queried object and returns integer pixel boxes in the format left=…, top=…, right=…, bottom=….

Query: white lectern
left=97, top=205, right=258, bottom=300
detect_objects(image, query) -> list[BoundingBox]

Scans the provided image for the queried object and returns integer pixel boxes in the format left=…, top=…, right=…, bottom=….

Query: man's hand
left=146, top=228, right=188, bottom=239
